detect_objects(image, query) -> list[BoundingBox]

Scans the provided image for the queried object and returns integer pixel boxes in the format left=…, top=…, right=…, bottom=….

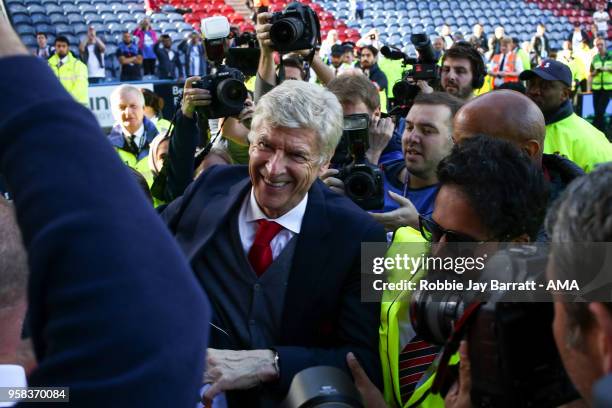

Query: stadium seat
left=12, top=14, right=32, bottom=25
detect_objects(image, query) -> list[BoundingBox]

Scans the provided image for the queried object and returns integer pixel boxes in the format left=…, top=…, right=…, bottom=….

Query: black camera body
left=335, top=114, right=384, bottom=211
left=409, top=245, right=579, bottom=407
left=382, top=34, right=440, bottom=116
left=269, top=2, right=319, bottom=53
left=191, top=66, right=247, bottom=119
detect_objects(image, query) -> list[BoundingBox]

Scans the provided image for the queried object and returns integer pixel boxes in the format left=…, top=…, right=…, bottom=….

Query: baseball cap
left=519, top=59, right=572, bottom=87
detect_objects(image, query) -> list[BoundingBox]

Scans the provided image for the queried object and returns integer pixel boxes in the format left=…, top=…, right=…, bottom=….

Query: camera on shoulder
left=269, top=2, right=319, bottom=53
left=335, top=114, right=384, bottom=211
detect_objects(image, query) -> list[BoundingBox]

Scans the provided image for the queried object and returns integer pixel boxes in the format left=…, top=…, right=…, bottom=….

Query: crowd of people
left=2, top=2, right=612, bottom=408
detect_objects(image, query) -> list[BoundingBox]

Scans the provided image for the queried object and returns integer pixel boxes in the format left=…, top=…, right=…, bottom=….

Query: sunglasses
left=418, top=215, right=485, bottom=243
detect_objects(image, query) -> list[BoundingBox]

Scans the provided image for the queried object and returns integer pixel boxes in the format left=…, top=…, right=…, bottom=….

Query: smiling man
left=161, top=80, right=385, bottom=407
left=108, top=85, right=159, bottom=185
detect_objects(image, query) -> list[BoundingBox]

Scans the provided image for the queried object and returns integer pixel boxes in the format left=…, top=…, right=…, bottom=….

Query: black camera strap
left=431, top=301, right=483, bottom=395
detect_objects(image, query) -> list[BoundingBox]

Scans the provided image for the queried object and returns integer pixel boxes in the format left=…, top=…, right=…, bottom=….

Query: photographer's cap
left=519, top=59, right=572, bottom=87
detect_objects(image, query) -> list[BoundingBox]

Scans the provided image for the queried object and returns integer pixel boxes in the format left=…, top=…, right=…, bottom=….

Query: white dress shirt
left=121, top=123, right=145, bottom=150
left=238, top=188, right=308, bottom=259
left=0, top=365, right=27, bottom=407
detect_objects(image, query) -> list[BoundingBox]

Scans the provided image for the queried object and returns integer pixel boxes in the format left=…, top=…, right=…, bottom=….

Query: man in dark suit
left=0, top=20, right=211, bottom=407
left=155, top=34, right=183, bottom=79
left=162, top=80, right=385, bottom=406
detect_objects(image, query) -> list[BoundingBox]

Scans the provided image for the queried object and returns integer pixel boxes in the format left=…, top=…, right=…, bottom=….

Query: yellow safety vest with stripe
left=591, top=52, right=612, bottom=91
left=380, top=226, right=460, bottom=407
left=48, top=53, right=89, bottom=106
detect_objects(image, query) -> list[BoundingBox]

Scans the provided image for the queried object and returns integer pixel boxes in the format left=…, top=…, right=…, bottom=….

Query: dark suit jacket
left=1, top=56, right=211, bottom=407
left=154, top=42, right=183, bottom=79
left=161, top=165, right=385, bottom=397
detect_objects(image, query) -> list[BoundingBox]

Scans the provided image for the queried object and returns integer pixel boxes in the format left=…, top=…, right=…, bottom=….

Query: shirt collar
left=245, top=188, right=308, bottom=234
left=122, top=123, right=144, bottom=139
left=59, top=55, right=69, bottom=64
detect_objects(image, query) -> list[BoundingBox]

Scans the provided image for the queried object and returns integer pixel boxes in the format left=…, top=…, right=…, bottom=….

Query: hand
left=203, top=348, right=278, bottom=403
left=369, top=191, right=418, bottom=233
left=256, top=13, right=274, bottom=55
left=366, top=116, right=394, bottom=165
left=238, top=99, right=255, bottom=129
left=346, top=352, right=387, bottom=408
left=416, top=80, right=434, bottom=94
left=0, top=17, right=28, bottom=57
left=320, top=168, right=346, bottom=195
left=444, top=341, right=473, bottom=408
left=182, top=76, right=211, bottom=119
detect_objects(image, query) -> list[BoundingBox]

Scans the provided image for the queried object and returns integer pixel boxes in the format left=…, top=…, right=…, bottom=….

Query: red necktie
left=398, top=335, right=441, bottom=404
left=248, top=220, right=282, bottom=277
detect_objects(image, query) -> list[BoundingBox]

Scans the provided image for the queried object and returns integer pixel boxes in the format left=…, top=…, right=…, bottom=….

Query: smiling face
left=403, top=104, right=454, bottom=183
left=248, top=125, right=324, bottom=218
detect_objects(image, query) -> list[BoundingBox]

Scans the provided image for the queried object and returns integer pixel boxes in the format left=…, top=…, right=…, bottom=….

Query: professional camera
left=381, top=34, right=440, bottom=116
left=282, top=366, right=363, bottom=408
left=269, top=2, right=319, bottom=53
left=409, top=245, right=579, bottom=407
left=193, top=16, right=248, bottom=119
left=335, top=114, right=384, bottom=211
left=191, top=67, right=247, bottom=119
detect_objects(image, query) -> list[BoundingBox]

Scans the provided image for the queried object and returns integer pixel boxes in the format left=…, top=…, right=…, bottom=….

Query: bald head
left=453, top=90, right=546, bottom=162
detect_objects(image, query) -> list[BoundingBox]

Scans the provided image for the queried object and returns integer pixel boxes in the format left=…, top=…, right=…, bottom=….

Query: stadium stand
left=4, top=0, right=607, bottom=79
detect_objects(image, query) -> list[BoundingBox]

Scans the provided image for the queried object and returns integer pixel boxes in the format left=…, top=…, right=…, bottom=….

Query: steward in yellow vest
left=108, top=116, right=159, bottom=186
left=48, top=38, right=89, bottom=106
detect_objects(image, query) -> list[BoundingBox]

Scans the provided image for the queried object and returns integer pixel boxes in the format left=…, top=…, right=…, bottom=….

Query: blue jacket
left=108, top=116, right=159, bottom=162
left=0, top=56, right=210, bottom=407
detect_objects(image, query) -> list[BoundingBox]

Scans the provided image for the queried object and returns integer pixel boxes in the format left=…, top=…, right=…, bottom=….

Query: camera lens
left=270, top=17, right=304, bottom=48
left=345, top=171, right=376, bottom=200
left=216, top=78, right=247, bottom=110
left=392, top=81, right=420, bottom=104
left=410, top=287, right=465, bottom=345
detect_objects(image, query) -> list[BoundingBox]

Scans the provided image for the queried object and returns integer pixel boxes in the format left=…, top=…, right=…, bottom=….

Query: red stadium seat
left=229, top=13, right=245, bottom=24
left=239, top=22, right=255, bottom=32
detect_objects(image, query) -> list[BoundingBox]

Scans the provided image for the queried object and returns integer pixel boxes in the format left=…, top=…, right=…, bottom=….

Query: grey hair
left=0, top=198, right=28, bottom=309
left=545, top=163, right=612, bottom=349
left=249, top=81, right=343, bottom=164
left=110, top=85, right=145, bottom=120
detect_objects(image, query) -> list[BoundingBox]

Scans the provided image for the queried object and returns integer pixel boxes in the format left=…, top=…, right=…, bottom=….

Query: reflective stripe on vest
left=492, top=52, right=519, bottom=83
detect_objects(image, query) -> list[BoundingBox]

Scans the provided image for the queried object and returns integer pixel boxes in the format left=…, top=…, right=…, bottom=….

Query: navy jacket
left=0, top=56, right=210, bottom=407
left=161, top=165, right=385, bottom=399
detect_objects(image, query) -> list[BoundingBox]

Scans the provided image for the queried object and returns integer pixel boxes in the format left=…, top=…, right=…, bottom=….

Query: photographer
left=349, top=135, right=549, bottom=408
left=323, top=92, right=463, bottom=234
left=445, top=164, right=612, bottom=408
left=254, top=11, right=334, bottom=99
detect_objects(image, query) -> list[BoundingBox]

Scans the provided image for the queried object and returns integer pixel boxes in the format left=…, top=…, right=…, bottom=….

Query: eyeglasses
left=418, top=215, right=485, bottom=243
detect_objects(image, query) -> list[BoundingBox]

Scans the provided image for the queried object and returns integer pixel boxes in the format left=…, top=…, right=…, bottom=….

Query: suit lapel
left=185, top=177, right=251, bottom=261
left=280, top=181, right=332, bottom=341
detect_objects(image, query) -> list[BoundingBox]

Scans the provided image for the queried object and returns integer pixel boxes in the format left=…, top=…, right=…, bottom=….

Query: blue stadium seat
left=8, top=4, right=28, bottom=15
left=16, top=24, right=36, bottom=36
left=84, top=14, right=103, bottom=25
left=31, top=13, right=50, bottom=24
left=54, top=24, right=72, bottom=35
left=44, top=4, right=63, bottom=13
left=36, top=23, right=55, bottom=35
left=112, top=3, right=130, bottom=13
left=62, top=4, right=79, bottom=13
left=40, top=0, right=57, bottom=4
left=49, top=14, right=67, bottom=24
left=78, top=4, right=96, bottom=13
left=22, top=36, right=38, bottom=47
left=74, top=23, right=88, bottom=35
left=12, top=14, right=32, bottom=25
left=67, top=14, right=85, bottom=24
left=107, top=23, right=124, bottom=34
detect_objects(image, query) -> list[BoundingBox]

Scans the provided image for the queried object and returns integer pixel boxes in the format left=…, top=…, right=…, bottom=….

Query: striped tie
left=398, top=335, right=441, bottom=404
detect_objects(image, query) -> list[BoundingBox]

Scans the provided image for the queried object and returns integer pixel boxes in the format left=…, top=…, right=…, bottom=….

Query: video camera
left=381, top=34, right=440, bottom=116
left=409, top=245, right=579, bottom=407
left=192, top=16, right=248, bottom=119
left=269, top=2, right=320, bottom=53
left=334, top=114, right=384, bottom=211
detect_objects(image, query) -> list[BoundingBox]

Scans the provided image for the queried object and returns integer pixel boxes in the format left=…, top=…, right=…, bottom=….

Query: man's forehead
left=443, top=57, right=471, bottom=69
left=407, top=104, right=451, bottom=124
